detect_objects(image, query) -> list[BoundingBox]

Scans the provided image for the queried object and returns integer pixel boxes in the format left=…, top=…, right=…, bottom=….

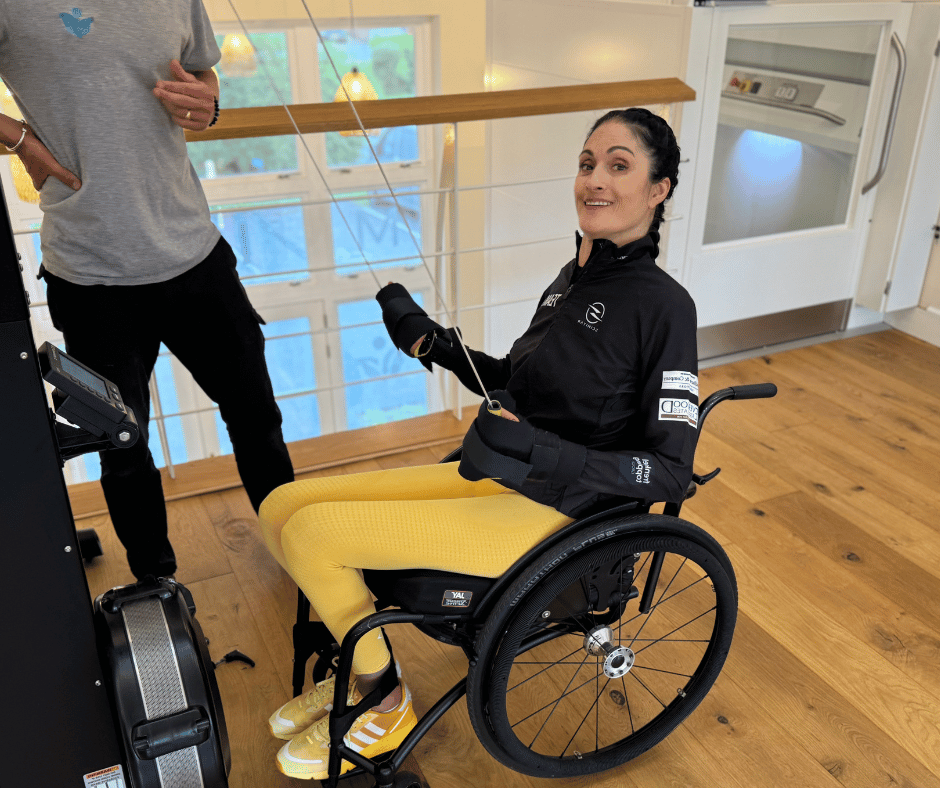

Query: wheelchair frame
left=290, top=384, right=775, bottom=788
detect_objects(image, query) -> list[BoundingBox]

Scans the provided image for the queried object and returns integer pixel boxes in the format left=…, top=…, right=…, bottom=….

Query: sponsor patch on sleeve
left=662, top=371, right=699, bottom=396
left=659, top=398, right=699, bottom=428
left=631, top=457, right=652, bottom=484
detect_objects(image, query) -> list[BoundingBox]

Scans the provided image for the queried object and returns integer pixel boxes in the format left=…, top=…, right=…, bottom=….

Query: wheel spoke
left=629, top=671, right=667, bottom=708
left=512, top=665, right=604, bottom=731
left=614, top=565, right=703, bottom=636
left=626, top=556, right=694, bottom=652
left=522, top=651, right=593, bottom=747
left=508, top=641, right=586, bottom=692
left=628, top=638, right=711, bottom=644
left=630, top=664, right=693, bottom=679
left=561, top=674, right=611, bottom=758
left=649, top=576, right=709, bottom=611
left=632, top=606, right=717, bottom=656
left=621, top=674, right=635, bottom=735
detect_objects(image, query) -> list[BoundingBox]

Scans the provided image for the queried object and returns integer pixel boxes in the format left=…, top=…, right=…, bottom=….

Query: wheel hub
left=584, top=626, right=635, bottom=678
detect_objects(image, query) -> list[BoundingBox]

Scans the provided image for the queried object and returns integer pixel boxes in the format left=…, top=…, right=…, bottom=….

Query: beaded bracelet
left=207, top=96, right=220, bottom=128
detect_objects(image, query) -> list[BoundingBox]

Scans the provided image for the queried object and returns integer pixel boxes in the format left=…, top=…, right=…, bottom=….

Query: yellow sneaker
left=268, top=676, right=360, bottom=740
left=276, top=682, right=417, bottom=781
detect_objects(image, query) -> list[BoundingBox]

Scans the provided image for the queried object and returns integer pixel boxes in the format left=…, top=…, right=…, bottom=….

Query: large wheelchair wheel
left=467, top=513, right=736, bottom=778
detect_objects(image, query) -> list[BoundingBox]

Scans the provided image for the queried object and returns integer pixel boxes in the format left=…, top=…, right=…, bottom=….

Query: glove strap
left=529, top=430, right=586, bottom=484
left=461, top=424, right=532, bottom=486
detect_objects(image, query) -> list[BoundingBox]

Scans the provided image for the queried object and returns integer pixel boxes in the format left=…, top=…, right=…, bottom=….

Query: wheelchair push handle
left=691, top=381, right=777, bottom=491
left=697, top=382, right=777, bottom=437
left=729, top=383, right=778, bottom=400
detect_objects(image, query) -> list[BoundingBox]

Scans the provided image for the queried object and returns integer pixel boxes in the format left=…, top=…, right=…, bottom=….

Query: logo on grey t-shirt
left=60, top=9, right=95, bottom=39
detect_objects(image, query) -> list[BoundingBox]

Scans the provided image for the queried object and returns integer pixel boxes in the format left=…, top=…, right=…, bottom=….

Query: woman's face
left=575, top=121, right=669, bottom=249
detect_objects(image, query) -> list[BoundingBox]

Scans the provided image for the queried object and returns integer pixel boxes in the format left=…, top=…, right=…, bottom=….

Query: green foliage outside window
left=187, top=32, right=298, bottom=179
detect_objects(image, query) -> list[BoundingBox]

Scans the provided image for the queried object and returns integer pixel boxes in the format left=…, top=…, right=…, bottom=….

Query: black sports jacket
left=426, top=232, right=699, bottom=517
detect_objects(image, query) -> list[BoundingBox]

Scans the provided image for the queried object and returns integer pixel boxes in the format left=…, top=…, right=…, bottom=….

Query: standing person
left=0, top=1, right=294, bottom=580
left=258, top=107, right=697, bottom=780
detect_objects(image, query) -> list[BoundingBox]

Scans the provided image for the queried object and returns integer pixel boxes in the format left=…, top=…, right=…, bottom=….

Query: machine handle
left=861, top=32, right=906, bottom=195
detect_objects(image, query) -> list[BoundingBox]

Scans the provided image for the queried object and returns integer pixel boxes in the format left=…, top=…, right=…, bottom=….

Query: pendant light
left=333, top=1, right=379, bottom=137
left=220, top=33, right=257, bottom=78
left=1, top=83, right=39, bottom=204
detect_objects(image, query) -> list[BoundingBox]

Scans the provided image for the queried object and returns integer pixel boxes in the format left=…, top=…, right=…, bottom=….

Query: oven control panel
left=723, top=70, right=824, bottom=108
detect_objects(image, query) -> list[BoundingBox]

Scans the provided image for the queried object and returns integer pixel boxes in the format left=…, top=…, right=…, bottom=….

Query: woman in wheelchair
left=258, top=107, right=697, bottom=781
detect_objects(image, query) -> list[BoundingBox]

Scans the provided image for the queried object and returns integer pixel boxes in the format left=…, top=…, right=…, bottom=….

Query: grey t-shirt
left=0, top=0, right=222, bottom=285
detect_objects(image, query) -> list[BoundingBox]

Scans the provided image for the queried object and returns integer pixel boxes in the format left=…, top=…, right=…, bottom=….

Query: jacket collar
left=573, top=232, right=655, bottom=265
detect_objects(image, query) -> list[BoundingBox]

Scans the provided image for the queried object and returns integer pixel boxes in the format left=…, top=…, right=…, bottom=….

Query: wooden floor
left=82, top=328, right=940, bottom=788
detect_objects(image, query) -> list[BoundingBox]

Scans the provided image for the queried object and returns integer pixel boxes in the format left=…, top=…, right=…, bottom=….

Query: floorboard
left=81, top=329, right=940, bottom=788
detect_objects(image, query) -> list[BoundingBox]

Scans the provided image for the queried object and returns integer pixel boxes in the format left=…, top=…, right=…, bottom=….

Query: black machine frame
left=0, top=169, right=129, bottom=784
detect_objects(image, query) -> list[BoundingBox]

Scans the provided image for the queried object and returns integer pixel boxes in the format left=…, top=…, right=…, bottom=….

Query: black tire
left=390, top=770, right=426, bottom=788
left=466, top=514, right=736, bottom=778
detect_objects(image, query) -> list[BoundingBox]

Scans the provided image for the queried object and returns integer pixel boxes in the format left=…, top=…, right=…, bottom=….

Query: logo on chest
left=577, top=302, right=605, bottom=333
left=60, top=8, right=95, bottom=38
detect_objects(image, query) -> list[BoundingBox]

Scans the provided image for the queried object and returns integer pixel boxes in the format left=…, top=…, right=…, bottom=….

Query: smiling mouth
left=584, top=201, right=611, bottom=207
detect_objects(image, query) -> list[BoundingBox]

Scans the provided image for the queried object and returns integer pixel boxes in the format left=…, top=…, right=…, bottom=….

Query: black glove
left=458, top=390, right=587, bottom=486
left=473, top=390, right=536, bottom=460
left=376, top=284, right=443, bottom=367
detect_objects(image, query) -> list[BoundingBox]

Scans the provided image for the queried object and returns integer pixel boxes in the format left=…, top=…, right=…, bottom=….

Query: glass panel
left=332, top=187, right=422, bottom=276
left=188, top=32, right=298, bottom=178
left=318, top=27, right=419, bottom=167
left=216, top=318, right=320, bottom=454
left=211, top=201, right=308, bottom=286
left=704, top=22, right=881, bottom=244
left=337, top=297, right=428, bottom=430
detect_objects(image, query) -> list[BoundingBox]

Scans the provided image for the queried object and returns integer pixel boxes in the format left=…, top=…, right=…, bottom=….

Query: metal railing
left=15, top=78, right=695, bottom=484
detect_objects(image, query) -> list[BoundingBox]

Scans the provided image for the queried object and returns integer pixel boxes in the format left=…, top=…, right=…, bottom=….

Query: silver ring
left=185, top=110, right=191, bottom=120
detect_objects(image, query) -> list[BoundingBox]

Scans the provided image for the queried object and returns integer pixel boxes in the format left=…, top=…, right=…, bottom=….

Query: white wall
left=485, top=0, right=693, bottom=352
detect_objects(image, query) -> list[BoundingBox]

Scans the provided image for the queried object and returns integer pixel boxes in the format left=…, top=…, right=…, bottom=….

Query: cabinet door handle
left=861, top=32, right=906, bottom=195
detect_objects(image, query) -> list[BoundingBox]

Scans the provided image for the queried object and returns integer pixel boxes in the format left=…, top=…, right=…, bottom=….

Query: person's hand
left=16, top=129, right=81, bottom=192
left=474, top=390, right=533, bottom=460
left=376, top=282, right=443, bottom=358
left=153, top=59, right=215, bottom=132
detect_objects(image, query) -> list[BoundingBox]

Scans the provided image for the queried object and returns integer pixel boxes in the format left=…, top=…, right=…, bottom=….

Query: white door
left=674, top=3, right=912, bottom=330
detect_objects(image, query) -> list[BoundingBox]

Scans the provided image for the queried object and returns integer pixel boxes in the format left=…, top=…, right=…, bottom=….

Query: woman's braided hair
left=585, top=108, right=680, bottom=259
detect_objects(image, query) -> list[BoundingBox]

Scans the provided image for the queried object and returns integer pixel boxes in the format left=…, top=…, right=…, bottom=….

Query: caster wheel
left=376, top=770, right=425, bottom=788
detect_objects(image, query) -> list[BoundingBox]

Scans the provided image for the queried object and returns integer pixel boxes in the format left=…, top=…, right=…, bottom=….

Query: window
left=338, top=296, right=428, bottom=430
left=13, top=18, right=439, bottom=483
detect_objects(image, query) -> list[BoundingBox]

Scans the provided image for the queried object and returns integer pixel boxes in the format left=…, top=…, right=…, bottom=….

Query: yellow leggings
left=258, top=462, right=573, bottom=676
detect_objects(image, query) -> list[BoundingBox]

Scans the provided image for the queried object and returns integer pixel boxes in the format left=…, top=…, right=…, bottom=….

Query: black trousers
left=45, top=236, right=295, bottom=580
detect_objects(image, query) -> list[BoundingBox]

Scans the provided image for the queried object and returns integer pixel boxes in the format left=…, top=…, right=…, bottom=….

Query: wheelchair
left=290, top=383, right=776, bottom=788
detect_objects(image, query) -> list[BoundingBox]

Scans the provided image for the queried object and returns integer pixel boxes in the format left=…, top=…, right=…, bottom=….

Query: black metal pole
left=0, top=181, right=127, bottom=784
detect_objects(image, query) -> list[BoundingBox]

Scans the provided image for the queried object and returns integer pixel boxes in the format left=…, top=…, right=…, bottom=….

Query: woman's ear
left=649, top=177, right=671, bottom=209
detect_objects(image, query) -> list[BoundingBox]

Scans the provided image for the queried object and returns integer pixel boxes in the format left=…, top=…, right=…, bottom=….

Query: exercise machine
left=0, top=186, right=230, bottom=787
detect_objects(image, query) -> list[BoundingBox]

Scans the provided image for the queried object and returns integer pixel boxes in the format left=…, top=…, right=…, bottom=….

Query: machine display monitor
left=59, top=354, right=110, bottom=399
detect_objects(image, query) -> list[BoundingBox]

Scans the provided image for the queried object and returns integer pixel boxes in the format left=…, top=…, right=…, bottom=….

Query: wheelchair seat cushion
left=363, top=568, right=495, bottom=615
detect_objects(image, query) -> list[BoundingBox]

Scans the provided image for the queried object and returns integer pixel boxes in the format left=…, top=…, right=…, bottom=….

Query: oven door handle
left=861, top=32, right=906, bottom=195
left=722, top=91, right=846, bottom=126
